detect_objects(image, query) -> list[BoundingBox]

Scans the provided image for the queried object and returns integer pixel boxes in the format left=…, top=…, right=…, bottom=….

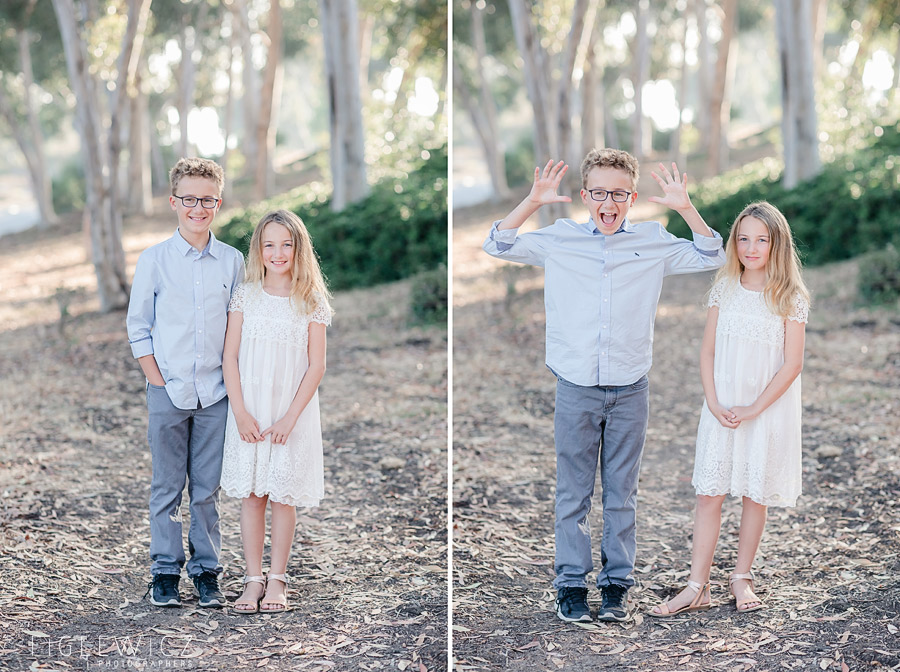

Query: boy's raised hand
left=528, top=160, right=573, bottom=206
left=648, top=162, right=692, bottom=211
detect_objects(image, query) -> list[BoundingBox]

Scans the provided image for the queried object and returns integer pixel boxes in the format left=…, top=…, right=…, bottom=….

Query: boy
left=127, top=158, right=245, bottom=608
left=482, top=150, right=725, bottom=623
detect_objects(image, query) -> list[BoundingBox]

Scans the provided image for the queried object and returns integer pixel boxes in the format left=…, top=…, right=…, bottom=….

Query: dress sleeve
left=708, top=278, right=726, bottom=308
left=229, top=283, right=246, bottom=313
left=788, top=293, right=810, bottom=323
left=310, top=294, right=333, bottom=326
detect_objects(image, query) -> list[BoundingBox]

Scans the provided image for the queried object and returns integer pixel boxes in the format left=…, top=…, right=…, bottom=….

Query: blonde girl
left=650, top=202, right=810, bottom=617
left=220, top=210, right=332, bottom=613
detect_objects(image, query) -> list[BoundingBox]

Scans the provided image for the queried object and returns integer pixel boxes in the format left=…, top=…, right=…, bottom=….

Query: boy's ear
left=169, top=195, right=177, bottom=210
left=630, top=191, right=638, bottom=206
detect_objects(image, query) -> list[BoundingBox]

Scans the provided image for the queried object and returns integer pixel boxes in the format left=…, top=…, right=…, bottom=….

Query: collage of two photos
left=0, top=0, right=898, bottom=671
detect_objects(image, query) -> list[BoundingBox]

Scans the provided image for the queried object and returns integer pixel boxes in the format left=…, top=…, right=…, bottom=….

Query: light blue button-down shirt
left=483, top=217, right=726, bottom=387
left=126, top=229, right=245, bottom=410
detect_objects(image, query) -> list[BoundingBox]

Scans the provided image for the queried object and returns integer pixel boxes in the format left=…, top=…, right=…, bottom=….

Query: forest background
left=0, top=0, right=449, bottom=670
left=453, top=0, right=899, bottom=670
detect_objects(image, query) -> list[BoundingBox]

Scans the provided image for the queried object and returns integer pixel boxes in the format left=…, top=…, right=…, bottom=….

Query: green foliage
left=667, top=122, right=900, bottom=267
left=504, top=133, right=535, bottom=188
left=217, top=145, right=448, bottom=291
left=858, top=245, right=900, bottom=306
left=51, top=161, right=86, bottom=214
left=409, top=265, right=448, bottom=325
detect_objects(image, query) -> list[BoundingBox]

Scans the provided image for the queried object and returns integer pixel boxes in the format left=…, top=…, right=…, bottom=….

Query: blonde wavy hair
left=717, top=201, right=809, bottom=319
left=246, top=210, right=333, bottom=316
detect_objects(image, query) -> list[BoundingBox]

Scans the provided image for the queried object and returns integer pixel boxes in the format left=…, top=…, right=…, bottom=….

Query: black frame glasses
left=586, top=189, right=632, bottom=203
left=172, top=195, right=221, bottom=209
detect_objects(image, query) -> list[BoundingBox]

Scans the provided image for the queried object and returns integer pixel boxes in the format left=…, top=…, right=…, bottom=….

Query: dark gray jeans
left=552, top=375, right=649, bottom=590
left=146, top=383, right=227, bottom=577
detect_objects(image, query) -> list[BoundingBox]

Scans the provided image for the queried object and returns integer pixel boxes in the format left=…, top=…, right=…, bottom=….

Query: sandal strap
left=243, top=575, right=266, bottom=585
left=729, top=572, right=755, bottom=584
left=685, top=579, right=704, bottom=593
left=267, top=573, right=289, bottom=585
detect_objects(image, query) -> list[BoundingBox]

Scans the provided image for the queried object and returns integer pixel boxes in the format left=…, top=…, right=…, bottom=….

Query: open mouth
left=598, top=212, right=618, bottom=227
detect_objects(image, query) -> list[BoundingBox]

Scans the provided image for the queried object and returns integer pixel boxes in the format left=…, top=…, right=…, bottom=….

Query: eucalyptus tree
left=51, top=0, right=152, bottom=312
left=0, top=0, right=65, bottom=227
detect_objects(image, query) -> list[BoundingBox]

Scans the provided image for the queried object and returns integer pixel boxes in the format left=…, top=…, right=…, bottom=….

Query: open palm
left=648, top=162, right=692, bottom=211
left=528, top=160, right=573, bottom=205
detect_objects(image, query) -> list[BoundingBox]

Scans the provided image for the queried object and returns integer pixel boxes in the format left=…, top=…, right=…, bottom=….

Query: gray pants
left=552, top=375, right=649, bottom=590
left=146, top=384, right=227, bottom=577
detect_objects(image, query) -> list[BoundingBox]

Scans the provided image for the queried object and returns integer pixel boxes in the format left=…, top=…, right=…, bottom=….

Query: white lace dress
left=692, top=277, right=809, bottom=507
left=220, top=283, right=331, bottom=507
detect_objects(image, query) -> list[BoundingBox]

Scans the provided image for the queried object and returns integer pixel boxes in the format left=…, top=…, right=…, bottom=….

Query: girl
left=220, top=209, right=332, bottom=614
left=649, top=201, right=809, bottom=617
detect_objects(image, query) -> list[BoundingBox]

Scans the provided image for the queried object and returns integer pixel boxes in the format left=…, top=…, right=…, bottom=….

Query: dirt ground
left=0, top=211, right=448, bottom=671
left=451, top=193, right=900, bottom=672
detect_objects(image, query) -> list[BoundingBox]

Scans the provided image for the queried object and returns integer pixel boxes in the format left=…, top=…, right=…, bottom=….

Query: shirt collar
left=585, top=217, right=635, bottom=235
left=172, top=228, right=221, bottom=257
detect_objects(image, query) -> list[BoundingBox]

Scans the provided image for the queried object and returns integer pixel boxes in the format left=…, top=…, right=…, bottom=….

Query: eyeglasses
left=587, top=189, right=632, bottom=203
left=173, top=195, right=221, bottom=209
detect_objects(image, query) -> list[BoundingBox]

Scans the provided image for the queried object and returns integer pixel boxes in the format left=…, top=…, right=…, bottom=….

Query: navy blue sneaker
left=145, top=574, right=181, bottom=607
left=192, top=571, right=226, bottom=608
left=596, top=584, right=630, bottom=622
left=555, top=586, right=592, bottom=622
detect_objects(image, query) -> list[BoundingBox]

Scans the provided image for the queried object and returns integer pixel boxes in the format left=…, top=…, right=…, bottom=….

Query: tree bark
left=51, top=0, right=151, bottom=312
left=320, top=0, right=368, bottom=211
left=254, top=0, right=283, bottom=201
left=775, top=0, right=820, bottom=189
left=232, top=0, right=258, bottom=179
left=507, top=0, right=562, bottom=225
left=581, top=23, right=602, bottom=158
left=222, top=24, right=237, bottom=203
left=632, top=0, right=650, bottom=160
left=470, top=3, right=509, bottom=199
left=670, top=13, right=690, bottom=167
left=128, top=67, right=153, bottom=215
left=694, top=0, right=712, bottom=151
left=16, top=28, right=58, bottom=226
left=706, top=0, right=737, bottom=175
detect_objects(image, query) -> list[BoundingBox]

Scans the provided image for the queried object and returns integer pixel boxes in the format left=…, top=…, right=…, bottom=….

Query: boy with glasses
left=127, top=158, right=245, bottom=608
left=482, top=148, right=725, bottom=623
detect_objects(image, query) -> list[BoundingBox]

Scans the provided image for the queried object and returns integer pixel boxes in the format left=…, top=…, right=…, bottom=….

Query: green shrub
left=858, top=244, right=900, bottom=306
left=667, top=122, right=900, bottom=267
left=52, top=161, right=86, bottom=214
left=409, top=265, right=448, bottom=325
left=504, top=134, right=535, bottom=188
left=217, top=145, right=447, bottom=291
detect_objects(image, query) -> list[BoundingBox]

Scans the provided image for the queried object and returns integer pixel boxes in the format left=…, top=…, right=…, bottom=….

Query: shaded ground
left=0, top=211, right=448, bottom=671
left=452, top=193, right=900, bottom=672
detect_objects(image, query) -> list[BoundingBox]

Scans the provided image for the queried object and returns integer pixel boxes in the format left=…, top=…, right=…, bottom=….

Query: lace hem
left=692, top=484, right=800, bottom=508
left=221, top=485, right=321, bottom=508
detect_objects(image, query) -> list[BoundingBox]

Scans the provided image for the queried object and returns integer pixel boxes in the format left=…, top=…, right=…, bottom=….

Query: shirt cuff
left=130, top=336, right=154, bottom=359
left=489, top=221, right=517, bottom=251
left=692, top=229, right=723, bottom=251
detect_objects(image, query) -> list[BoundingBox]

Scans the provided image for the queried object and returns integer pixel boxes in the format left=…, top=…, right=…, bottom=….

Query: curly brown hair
left=580, top=148, right=640, bottom=189
left=168, top=157, right=225, bottom=196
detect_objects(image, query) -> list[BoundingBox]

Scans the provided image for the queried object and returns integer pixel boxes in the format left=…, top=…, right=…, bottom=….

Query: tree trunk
left=222, top=24, right=237, bottom=203
left=254, top=0, right=283, bottom=201
left=581, top=24, right=601, bottom=158
left=17, top=29, right=58, bottom=226
left=632, top=0, right=650, bottom=160
left=358, top=14, right=374, bottom=93
left=670, top=13, right=690, bottom=166
left=51, top=0, right=151, bottom=312
left=232, top=0, right=258, bottom=178
left=775, top=0, right=820, bottom=189
left=706, top=0, right=737, bottom=175
left=508, top=0, right=562, bottom=225
left=471, top=4, right=509, bottom=199
left=320, top=0, right=368, bottom=211
left=128, top=67, right=153, bottom=215
left=556, top=0, right=594, bottom=195
left=811, top=0, right=826, bottom=79
left=694, top=0, right=712, bottom=153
